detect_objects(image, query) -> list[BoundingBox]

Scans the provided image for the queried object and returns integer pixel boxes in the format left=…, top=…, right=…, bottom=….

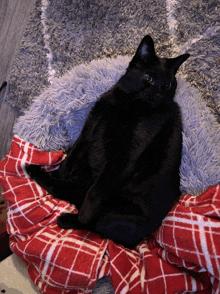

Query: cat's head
left=119, top=35, right=190, bottom=108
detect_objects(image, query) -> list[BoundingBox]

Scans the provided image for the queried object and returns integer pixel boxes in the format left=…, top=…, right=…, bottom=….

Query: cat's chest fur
left=84, top=95, right=178, bottom=179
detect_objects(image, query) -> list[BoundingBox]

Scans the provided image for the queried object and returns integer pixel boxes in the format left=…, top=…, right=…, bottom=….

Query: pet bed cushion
left=0, top=135, right=219, bottom=293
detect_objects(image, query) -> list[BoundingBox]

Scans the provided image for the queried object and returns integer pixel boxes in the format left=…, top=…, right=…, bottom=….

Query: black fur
left=0, top=81, right=7, bottom=92
left=26, top=35, right=189, bottom=248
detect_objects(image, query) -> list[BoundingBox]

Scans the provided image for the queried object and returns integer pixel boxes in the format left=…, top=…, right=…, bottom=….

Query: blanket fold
left=0, top=136, right=219, bottom=293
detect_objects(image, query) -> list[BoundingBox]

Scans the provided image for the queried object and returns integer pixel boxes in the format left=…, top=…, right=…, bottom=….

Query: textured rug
left=6, top=0, right=220, bottom=120
left=5, top=0, right=220, bottom=293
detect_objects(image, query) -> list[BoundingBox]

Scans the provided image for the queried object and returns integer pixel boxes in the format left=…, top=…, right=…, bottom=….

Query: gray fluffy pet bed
left=13, top=55, right=220, bottom=197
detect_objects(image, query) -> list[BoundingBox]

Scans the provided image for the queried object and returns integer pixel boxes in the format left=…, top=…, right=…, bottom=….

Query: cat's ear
left=136, top=35, right=156, bottom=61
left=169, top=54, right=190, bottom=74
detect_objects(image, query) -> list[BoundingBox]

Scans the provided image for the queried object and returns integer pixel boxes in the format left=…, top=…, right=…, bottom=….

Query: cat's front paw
left=57, top=213, right=81, bottom=229
left=26, top=164, right=42, bottom=179
left=57, top=213, right=96, bottom=232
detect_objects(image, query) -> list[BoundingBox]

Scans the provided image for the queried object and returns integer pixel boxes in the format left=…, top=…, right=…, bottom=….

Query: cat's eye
left=145, top=74, right=153, bottom=83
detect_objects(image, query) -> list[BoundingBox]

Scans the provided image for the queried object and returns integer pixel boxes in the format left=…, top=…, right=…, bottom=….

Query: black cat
left=26, top=35, right=189, bottom=248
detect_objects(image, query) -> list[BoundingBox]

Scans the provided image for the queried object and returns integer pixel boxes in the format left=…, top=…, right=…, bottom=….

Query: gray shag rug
left=5, top=0, right=220, bottom=293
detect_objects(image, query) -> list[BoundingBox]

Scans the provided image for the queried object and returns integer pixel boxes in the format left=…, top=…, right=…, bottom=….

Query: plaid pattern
left=0, top=136, right=219, bottom=293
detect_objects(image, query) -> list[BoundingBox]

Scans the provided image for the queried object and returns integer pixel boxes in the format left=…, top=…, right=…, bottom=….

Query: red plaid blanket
left=0, top=135, right=219, bottom=293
